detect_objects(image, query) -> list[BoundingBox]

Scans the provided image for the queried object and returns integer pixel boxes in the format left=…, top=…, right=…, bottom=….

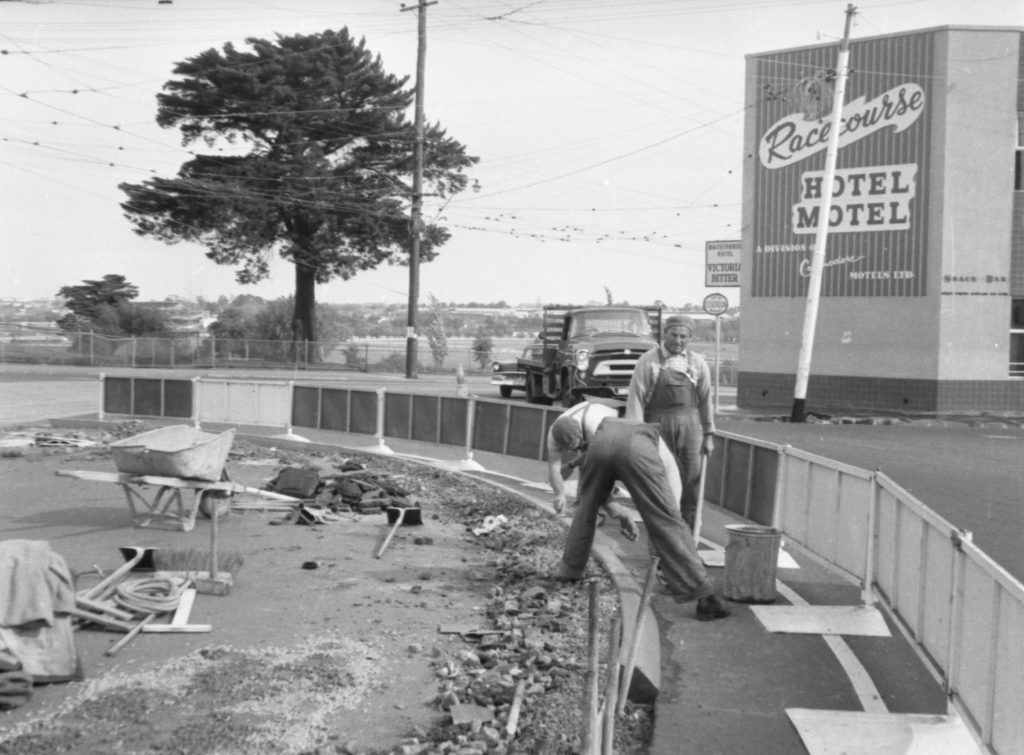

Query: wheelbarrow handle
left=375, top=509, right=406, bottom=559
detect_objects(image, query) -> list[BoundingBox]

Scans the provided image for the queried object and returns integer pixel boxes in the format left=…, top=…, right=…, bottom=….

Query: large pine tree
left=120, top=28, right=477, bottom=350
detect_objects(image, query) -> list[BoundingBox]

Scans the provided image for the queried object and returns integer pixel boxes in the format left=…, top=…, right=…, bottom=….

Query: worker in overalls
left=624, top=314, right=715, bottom=530
left=549, top=417, right=729, bottom=621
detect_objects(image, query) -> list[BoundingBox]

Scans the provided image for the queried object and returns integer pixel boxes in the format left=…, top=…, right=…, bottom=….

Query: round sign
left=702, top=293, right=729, bottom=316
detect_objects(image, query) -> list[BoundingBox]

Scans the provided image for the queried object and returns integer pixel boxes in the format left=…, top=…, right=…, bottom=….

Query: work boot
left=548, top=560, right=584, bottom=582
left=695, top=594, right=731, bottom=622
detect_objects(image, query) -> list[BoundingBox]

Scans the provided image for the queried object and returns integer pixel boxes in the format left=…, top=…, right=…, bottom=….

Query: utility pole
left=790, top=3, right=856, bottom=423
left=402, top=0, right=435, bottom=379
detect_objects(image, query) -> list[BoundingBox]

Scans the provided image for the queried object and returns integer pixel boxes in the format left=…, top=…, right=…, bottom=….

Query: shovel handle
left=375, top=509, right=406, bottom=559
left=236, top=485, right=302, bottom=502
left=82, top=548, right=147, bottom=601
left=693, top=454, right=708, bottom=545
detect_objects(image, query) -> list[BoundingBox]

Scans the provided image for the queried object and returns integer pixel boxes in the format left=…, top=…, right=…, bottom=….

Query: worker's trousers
left=556, top=419, right=713, bottom=603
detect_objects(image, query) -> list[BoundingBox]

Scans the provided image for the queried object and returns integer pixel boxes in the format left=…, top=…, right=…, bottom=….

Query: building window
left=1012, top=298, right=1024, bottom=377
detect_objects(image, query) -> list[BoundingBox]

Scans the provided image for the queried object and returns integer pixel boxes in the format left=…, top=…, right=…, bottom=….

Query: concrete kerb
left=42, top=415, right=664, bottom=707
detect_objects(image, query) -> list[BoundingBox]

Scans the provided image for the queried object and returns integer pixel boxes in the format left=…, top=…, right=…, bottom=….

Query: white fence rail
left=718, top=431, right=1023, bottom=755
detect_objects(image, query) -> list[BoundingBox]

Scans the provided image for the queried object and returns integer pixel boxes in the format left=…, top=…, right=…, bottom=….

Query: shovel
left=375, top=504, right=423, bottom=559
left=81, top=545, right=159, bottom=601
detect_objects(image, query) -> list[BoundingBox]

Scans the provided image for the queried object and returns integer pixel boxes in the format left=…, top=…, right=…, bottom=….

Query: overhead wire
left=2, top=0, right=905, bottom=295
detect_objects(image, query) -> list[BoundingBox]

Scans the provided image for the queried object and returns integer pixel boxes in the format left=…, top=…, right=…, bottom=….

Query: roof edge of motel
left=744, top=24, right=1024, bottom=60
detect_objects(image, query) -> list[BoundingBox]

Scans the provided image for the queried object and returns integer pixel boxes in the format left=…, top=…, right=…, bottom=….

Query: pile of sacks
left=265, top=459, right=417, bottom=516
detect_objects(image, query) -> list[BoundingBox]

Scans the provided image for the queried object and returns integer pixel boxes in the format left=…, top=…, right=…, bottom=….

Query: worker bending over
left=550, top=417, right=729, bottom=621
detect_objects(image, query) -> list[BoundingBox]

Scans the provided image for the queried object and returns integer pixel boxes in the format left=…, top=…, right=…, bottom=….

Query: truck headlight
left=574, top=349, right=590, bottom=371
left=492, top=362, right=501, bottom=372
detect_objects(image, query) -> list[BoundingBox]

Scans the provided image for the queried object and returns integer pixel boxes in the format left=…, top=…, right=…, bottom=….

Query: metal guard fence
left=710, top=431, right=1023, bottom=755
left=99, top=375, right=1022, bottom=755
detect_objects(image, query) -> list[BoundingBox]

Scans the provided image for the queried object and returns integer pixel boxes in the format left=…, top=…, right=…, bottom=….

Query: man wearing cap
left=625, top=314, right=715, bottom=530
left=549, top=416, right=730, bottom=621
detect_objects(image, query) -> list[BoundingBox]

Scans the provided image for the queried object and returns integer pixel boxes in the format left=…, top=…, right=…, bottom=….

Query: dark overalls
left=643, top=354, right=704, bottom=529
left=554, top=418, right=713, bottom=603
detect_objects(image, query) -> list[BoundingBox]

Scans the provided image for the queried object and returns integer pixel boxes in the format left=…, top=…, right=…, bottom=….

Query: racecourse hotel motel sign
left=750, top=33, right=931, bottom=298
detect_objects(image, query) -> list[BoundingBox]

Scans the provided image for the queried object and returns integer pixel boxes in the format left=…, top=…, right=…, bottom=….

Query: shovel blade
left=386, top=506, right=423, bottom=526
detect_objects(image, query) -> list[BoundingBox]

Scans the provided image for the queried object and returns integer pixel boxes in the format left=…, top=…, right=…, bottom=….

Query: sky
left=1, top=0, right=1021, bottom=311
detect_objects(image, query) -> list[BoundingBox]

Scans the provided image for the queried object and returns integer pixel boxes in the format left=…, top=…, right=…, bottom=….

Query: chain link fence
left=0, top=329, right=738, bottom=382
left=0, top=331, right=511, bottom=374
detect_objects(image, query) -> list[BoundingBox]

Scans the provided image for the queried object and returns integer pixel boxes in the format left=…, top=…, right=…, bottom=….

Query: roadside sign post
left=702, top=293, right=729, bottom=413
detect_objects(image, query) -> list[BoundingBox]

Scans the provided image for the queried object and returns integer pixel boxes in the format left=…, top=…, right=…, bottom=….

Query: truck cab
left=518, top=305, right=661, bottom=406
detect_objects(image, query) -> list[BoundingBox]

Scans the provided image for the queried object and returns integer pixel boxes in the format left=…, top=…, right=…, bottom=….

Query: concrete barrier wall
left=705, top=433, right=778, bottom=525
left=99, top=377, right=1022, bottom=755
left=196, top=379, right=292, bottom=429
left=101, top=375, right=193, bottom=420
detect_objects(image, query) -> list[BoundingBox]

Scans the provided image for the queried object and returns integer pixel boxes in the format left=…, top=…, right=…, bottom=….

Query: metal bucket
left=722, top=524, right=782, bottom=603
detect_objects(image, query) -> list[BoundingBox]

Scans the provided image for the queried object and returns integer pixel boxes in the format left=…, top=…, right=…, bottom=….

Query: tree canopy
left=120, top=28, right=477, bottom=347
left=58, top=274, right=138, bottom=320
left=56, top=274, right=169, bottom=336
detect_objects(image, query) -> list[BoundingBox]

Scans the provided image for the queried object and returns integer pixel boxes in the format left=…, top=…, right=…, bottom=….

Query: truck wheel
left=499, top=385, right=513, bottom=398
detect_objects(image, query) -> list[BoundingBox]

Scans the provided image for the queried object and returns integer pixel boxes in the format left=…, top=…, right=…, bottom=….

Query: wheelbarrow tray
left=109, top=426, right=236, bottom=482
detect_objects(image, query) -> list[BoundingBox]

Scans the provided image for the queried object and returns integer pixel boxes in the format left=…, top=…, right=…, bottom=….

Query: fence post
left=449, top=395, right=485, bottom=472
left=98, top=373, right=106, bottom=421
left=945, top=529, right=967, bottom=700
left=89, top=330, right=95, bottom=366
left=210, top=334, right=216, bottom=369
left=131, top=336, right=137, bottom=368
left=270, top=380, right=310, bottom=442
left=192, top=377, right=201, bottom=428
left=170, top=336, right=175, bottom=368
left=862, top=470, right=879, bottom=606
left=770, top=445, right=790, bottom=532
left=368, top=388, right=393, bottom=454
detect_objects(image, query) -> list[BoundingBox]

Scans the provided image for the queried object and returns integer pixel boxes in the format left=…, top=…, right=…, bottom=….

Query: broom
left=151, top=548, right=244, bottom=585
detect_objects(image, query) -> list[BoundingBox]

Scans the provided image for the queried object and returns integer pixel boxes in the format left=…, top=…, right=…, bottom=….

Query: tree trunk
left=293, top=263, right=318, bottom=363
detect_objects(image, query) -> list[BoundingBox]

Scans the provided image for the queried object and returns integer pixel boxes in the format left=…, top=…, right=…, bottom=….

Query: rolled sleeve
left=694, top=355, right=715, bottom=435
left=625, top=350, right=658, bottom=420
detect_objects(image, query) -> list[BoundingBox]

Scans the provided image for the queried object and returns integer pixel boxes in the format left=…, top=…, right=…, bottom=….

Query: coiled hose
left=114, top=576, right=186, bottom=615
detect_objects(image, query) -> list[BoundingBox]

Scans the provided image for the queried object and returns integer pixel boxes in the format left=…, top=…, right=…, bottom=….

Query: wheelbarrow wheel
left=199, top=468, right=233, bottom=519
left=198, top=489, right=232, bottom=519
